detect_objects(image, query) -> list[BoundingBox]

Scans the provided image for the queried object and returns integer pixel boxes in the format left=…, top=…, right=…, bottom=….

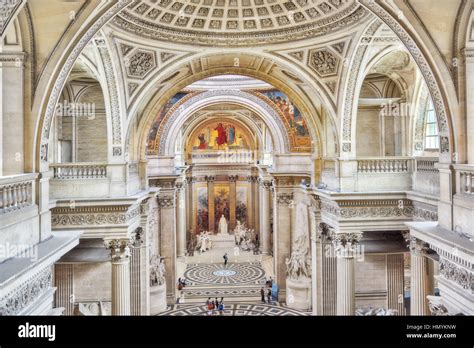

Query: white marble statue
left=218, top=215, right=228, bottom=235
left=234, top=221, right=245, bottom=245
left=286, top=203, right=311, bottom=280
left=150, top=255, right=166, bottom=287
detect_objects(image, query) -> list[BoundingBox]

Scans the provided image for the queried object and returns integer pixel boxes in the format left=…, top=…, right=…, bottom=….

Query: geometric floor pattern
left=183, top=262, right=266, bottom=286
left=158, top=303, right=308, bottom=316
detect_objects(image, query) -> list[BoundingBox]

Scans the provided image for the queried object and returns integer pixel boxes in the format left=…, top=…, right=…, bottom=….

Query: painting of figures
left=191, top=121, right=251, bottom=151
left=236, top=186, right=248, bottom=224
left=147, top=92, right=188, bottom=154
left=214, top=185, right=230, bottom=230
left=197, top=186, right=209, bottom=232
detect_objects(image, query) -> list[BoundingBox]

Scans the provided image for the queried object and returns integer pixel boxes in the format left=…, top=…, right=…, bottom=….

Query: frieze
left=439, top=258, right=473, bottom=292
left=0, top=267, right=52, bottom=316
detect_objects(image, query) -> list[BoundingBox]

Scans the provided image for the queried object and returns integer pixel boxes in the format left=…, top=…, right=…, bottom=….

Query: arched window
left=424, top=99, right=439, bottom=150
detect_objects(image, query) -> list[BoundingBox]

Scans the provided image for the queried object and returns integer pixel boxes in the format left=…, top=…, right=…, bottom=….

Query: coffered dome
left=111, top=0, right=369, bottom=46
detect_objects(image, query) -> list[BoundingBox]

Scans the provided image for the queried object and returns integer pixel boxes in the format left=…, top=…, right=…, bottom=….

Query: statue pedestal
left=150, top=283, right=167, bottom=315
left=212, top=234, right=235, bottom=249
left=286, top=277, right=312, bottom=311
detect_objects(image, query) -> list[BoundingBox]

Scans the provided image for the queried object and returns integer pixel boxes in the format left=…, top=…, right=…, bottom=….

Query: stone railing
left=0, top=173, right=36, bottom=213
left=415, top=157, right=439, bottom=173
left=456, top=165, right=474, bottom=196
left=51, top=163, right=108, bottom=180
left=357, top=157, right=413, bottom=174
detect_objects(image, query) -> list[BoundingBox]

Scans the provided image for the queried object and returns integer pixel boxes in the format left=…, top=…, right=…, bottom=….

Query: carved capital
left=205, top=175, right=216, bottom=183
left=158, top=196, right=175, bottom=208
left=331, top=232, right=363, bottom=257
left=105, top=239, right=131, bottom=262
left=276, top=193, right=293, bottom=206
left=405, top=235, right=429, bottom=256
left=131, top=227, right=145, bottom=247
left=228, top=175, right=239, bottom=183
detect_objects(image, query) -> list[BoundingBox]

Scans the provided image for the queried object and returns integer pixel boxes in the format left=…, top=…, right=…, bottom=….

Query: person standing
left=223, top=253, right=229, bottom=266
left=260, top=287, right=265, bottom=303
left=267, top=288, right=272, bottom=304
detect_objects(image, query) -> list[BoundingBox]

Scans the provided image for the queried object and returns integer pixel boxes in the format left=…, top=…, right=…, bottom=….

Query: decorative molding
left=96, top=37, right=123, bottom=146
left=52, top=205, right=140, bottom=226
left=439, top=258, right=473, bottom=291
left=406, top=236, right=430, bottom=256
left=0, top=267, right=52, bottom=316
left=308, top=48, right=340, bottom=77
left=111, top=2, right=369, bottom=47
left=321, top=199, right=415, bottom=219
left=0, top=0, right=24, bottom=38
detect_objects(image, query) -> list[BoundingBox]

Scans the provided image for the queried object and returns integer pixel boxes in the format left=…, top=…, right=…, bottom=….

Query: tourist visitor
left=218, top=301, right=224, bottom=315
left=267, top=288, right=272, bottom=304
left=260, top=287, right=265, bottom=303
left=223, top=253, right=229, bottom=266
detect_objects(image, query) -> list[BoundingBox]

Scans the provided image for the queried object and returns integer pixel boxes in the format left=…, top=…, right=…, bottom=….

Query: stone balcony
left=453, top=164, right=474, bottom=237
left=0, top=173, right=40, bottom=254
left=50, top=162, right=141, bottom=199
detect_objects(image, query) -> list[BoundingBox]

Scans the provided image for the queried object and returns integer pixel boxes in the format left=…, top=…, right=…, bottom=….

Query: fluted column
left=229, top=175, right=238, bottom=230
left=259, top=179, right=272, bottom=255
left=274, top=191, right=293, bottom=293
left=387, top=253, right=405, bottom=315
left=409, top=236, right=431, bottom=315
left=333, top=232, right=362, bottom=316
left=130, top=228, right=148, bottom=315
left=54, top=263, right=74, bottom=315
left=315, top=223, right=337, bottom=315
left=158, top=193, right=177, bottom=301
left=105, top=239, right=131, bottom=316
left=206, top=176, right=216, bottom=232
left=176, top=181, right=186, bottom=257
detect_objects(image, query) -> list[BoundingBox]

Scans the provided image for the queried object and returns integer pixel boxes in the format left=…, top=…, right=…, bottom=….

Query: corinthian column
left=259, top=179, right=272, bottom=255
left=105, top=239, right=132, bottom=316
left=130, top=228, right=148, bottom=315
left=332, top=232, right=362, bottom=316
left=408, top=236, right=431, bottom=315
left=176, top=181, right=186, bottom=258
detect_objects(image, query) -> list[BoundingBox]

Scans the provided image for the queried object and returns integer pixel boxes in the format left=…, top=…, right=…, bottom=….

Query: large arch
left=152, top=90, right=293, bottom=158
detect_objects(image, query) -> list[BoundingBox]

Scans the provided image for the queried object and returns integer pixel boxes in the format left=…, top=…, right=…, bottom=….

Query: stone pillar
left=229, top=175, right=238, bottom=230
left=130, top=228, right=149, bottom=316
left=259, top=179, right=272, bottom=255
left=409, top=236, right=431, bottom=316
left=158, top=193, right=177, bottom=302
left=332, top=232, right=362, bottom=316
left=206, top=176, right=216, bottom=232
left=176, top=181, right=186, bottom=258
left=274, top=191, right=293, bottom=294
left=105, top=239, right=132, bottom=316
left=54, top=263, right=74, bottom=316
left=186, top=176, right=194, bottom=234
left=387, top=253, right=405, bottom=315
left=248, top=175, right=258, bottom=230
left=0, top=52, right=25, bottom=176
left=464, top=49, right=474, bottom=164
left=320, top=227, right=337, bottom=315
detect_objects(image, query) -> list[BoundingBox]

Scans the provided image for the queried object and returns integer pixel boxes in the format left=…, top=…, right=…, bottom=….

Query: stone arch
left=157, top=90, right=291, bottom=157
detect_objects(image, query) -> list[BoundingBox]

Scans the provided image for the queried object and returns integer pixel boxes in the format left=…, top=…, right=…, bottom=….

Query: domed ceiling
left=111, top=0, right=369, bottom=46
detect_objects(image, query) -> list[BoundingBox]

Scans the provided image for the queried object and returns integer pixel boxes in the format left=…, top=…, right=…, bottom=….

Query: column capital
left=405, top=234, right=430, bottom=256
left=276, top=192, right=294, bottom=206
left=105, top=239, right=131, bottom=262
left=158, top=195, right=175, bottom=208
left=228, top=175, right=239, bottom=182
left=205, top=175, right=216, bottom=183
left=131, top=227, right=145, bottom=247
left=316, top=223, right=332, bottom=241
left=331, top=232, right=363, bottom=257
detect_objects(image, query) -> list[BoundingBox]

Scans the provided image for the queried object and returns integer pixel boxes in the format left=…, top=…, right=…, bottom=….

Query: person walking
left=260, top=287, right=266, bottom=303
left=267, top=288, right=272, bottom=304
left=218, top=301, right=225, bottom=316
left=223, top=253, right=229, bottom=266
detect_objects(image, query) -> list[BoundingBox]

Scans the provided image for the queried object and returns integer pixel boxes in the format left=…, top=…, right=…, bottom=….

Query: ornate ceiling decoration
left=111, top=0, right=369, bottom=46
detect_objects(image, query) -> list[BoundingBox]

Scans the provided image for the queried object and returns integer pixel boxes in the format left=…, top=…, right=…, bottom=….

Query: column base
left=150, top=283, right=167, bottom=315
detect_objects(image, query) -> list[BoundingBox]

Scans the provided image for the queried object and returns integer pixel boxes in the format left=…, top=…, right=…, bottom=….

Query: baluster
left=468, top=173, right=473, bottom=194
left=0, top=186, right=4, bottom=210
left=7, top=185, right=13, bottom=210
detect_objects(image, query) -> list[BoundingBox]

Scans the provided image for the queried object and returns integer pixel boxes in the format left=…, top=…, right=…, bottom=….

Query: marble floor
left=158, top=302, right=308, bottom=316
